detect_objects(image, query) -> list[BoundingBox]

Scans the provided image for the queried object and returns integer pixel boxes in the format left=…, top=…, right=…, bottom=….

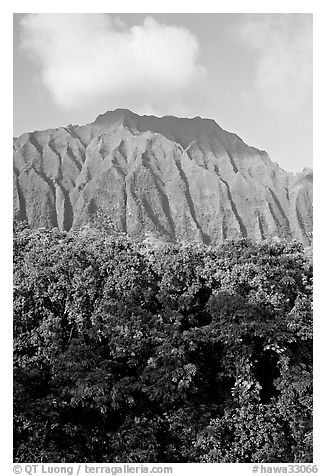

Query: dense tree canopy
left=13, top=221, right=313, bottom=463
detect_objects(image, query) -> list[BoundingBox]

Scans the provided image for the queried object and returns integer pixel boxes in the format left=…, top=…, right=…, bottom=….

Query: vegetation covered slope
left=14, top=221, right=312, bottom=463
left=13, top=109, right=313, bottom=244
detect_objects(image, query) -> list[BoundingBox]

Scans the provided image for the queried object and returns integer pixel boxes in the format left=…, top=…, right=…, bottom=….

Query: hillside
left=13, top=109, right=313, bottom=244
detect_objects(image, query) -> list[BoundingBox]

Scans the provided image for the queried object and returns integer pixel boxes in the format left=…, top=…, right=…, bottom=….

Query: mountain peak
left=94, top=108, right=137, bottom=128
left=91, top=109, right=219, bottom=149
left=13, top=108, right=313, bottom=245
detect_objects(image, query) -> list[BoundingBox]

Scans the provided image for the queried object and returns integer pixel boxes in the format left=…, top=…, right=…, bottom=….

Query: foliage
left=13, top=224, right=313, bottom=463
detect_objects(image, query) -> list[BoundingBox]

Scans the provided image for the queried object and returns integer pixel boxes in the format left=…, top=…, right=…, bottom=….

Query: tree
left=13, top=226, right=313, bottom=463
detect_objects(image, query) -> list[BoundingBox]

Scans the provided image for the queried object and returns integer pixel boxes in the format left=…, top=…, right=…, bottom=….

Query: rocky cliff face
left=13, top=109, right=313, bottom=244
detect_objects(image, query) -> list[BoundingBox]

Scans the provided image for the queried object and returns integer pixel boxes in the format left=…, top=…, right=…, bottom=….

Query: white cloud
left=238, top=14, right=312, bottom=118
left=20, top=13, right=207, bottom=112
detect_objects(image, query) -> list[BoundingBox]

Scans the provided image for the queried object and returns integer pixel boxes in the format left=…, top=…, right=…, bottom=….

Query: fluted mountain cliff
left=13, top=109, right=313, bottom=244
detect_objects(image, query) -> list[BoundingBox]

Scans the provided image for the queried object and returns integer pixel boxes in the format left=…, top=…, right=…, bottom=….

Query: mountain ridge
left=13, top=108, right=313, bottom=245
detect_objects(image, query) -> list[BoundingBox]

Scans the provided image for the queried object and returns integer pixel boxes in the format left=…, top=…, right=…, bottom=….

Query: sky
left=13, top=13, right=312, bottom=172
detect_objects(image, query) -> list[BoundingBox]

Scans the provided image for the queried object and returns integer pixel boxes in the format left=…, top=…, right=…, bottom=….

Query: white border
left=2, top=2, right=325, bottom=474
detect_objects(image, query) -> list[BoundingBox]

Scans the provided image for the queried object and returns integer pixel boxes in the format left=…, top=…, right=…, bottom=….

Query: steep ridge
left=13, top=109, right=313, bottom=244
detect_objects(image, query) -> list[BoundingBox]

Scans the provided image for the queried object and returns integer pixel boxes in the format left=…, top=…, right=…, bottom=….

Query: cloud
left=238, top=14, right=312, bottom=118
left=20, top=13, right=207, bottom=112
